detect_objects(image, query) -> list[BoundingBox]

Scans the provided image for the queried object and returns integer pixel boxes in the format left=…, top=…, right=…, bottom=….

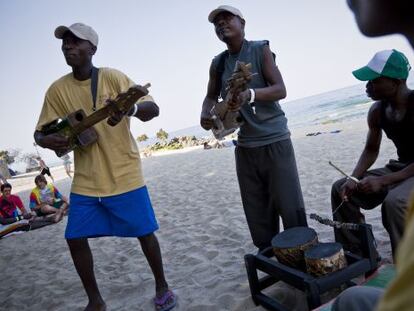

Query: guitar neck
left=70, top=83, right=150, bottom=135
left=72, top=106, right=111, bottom=135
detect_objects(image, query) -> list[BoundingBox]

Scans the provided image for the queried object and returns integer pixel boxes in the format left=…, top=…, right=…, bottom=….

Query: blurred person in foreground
left=333, top=1, right=414, bottom=310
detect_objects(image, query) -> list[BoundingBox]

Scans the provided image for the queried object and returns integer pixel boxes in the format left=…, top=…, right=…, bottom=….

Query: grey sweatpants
left=235, top=139, right=307, bottom=250
left=331, top=162, right=414, bottom=257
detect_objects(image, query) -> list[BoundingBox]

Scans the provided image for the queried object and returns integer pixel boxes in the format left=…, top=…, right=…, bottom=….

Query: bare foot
left=84, top=302, right=106, bottom=311
left=54, top=209, right=64, bottom=223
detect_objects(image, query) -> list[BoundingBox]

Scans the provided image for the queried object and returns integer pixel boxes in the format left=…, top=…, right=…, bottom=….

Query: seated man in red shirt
left=0, top=183, right=33, bottom=238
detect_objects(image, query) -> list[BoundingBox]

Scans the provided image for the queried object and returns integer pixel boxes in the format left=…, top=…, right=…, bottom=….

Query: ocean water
left=10, top=78, right=413, bottom=173
left=283, top=83, right=370, bottom=129
left=12, top=83, right=373, bottom=172
left=161, top=75, right=414, bottom=142
left=139, top=84, right=371, bottom=148
left=285, top=75, right=414, bottom=129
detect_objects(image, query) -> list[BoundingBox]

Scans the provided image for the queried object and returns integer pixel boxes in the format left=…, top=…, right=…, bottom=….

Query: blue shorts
left=65, top=186, right=159, bottom=239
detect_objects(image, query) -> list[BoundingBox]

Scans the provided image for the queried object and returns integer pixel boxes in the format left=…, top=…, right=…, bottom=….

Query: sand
left=0, top=118, right=396, bottom=311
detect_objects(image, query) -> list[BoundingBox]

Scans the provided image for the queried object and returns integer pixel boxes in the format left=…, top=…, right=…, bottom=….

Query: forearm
left=0, top=216, right=21, bottom=225
left=32, top=204, right=43, bottom=211
left=34, top=131, right=48, bottom=148
left=58, top=196, right=69, bottom=205
left=351, top=149, right=379, bottom=178
left=382, top=163, right=414, bottom=186
left=0, top=218, right=10, bottom=225
left=201, top=97, right=216, bottom=117
left=18, top=207, right=28, bottom=214
left=254, top=84, right=287, bottom=102
left=34, top=130, right=69, bottom=151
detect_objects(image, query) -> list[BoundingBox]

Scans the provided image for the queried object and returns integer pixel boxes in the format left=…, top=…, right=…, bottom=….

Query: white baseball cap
left=208, top=5, right=244, bottom=23
left=54, top=23, right=99, bottom=47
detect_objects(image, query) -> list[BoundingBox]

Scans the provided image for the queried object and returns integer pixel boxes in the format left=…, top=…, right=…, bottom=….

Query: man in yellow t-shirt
left=34, top=23, right=176, bottom=311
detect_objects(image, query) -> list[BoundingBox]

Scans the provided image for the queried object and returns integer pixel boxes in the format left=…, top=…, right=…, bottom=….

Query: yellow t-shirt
left=36, top=67, right=151, bottom=196
left=376, top=190, right=414, bottom=311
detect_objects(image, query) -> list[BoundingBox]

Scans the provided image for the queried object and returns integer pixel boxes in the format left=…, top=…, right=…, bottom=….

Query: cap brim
left=208, top=9, right=227, bottom=23
left=54, top=25, right=71, bottom=39
left=352, top=66, right=381, bottom=81
left=54, top=25, right=91, bottom=43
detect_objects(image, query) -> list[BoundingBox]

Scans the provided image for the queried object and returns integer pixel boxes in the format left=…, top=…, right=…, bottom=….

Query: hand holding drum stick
left=328, top=161, right=359, bottom=184
left=329, top=161, right=359, bottom=215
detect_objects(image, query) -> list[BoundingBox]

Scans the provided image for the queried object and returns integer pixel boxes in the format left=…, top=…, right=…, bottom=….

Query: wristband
left=346, top=175, right=360, bottom=183
left=128, top=104, right=139, bottom=117
left=249, top=89, right=256, bottom=104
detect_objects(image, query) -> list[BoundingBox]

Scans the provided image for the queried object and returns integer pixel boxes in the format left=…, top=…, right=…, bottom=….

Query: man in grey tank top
left=200, top=5, right=307, bottom=251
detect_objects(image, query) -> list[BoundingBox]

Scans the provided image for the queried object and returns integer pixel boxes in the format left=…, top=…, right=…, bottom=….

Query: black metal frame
left=244, top=224, right=378, bottom=310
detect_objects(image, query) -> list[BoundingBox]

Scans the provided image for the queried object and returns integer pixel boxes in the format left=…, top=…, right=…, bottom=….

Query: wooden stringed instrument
left=41, top=83, right=150, bottom=157
left=210, top=61, right=255, bottom=139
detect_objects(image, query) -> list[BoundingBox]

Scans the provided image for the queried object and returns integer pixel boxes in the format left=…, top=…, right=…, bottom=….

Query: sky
left=0, top=0, right=413, bottom=166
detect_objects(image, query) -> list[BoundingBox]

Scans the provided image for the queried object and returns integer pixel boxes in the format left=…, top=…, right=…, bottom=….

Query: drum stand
left=244, top=224, right=379, bottom=311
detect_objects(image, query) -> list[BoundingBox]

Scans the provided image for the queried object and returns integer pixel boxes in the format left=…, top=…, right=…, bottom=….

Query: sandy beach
left=0, top=118, right=396, bottom=311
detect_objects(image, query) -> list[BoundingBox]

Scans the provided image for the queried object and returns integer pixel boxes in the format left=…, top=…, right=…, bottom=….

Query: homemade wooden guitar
left=210, top=61, right=255, bottom=139
left=42, top=83, right=150, bottom=157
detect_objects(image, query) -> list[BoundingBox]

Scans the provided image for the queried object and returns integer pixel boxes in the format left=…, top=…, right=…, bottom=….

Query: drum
left=305, top=242, right=347, bottom=277
left=271, top=226, right=318, bottom=270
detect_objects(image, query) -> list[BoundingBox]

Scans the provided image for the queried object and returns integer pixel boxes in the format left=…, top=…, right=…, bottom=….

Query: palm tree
left=137, top=134, right=149, bottom=142
left=156, top=128, right=169, bottom=142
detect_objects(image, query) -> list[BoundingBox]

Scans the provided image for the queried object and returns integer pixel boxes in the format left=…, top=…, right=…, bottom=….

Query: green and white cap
left=352, top=49, right=411, bottom=81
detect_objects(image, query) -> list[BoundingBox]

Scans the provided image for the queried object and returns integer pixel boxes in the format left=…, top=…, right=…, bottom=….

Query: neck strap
left=91, top=67, right=99, bottom=111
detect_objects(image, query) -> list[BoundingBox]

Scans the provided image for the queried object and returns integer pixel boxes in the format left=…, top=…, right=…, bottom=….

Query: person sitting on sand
left=331, top=49, right=414, bottom=260
left=0, top=183, right=33, bottom=238
left=29, top=175, right=68, bottom=223
left=203, top=142, right=212, bottom=150
left=211, top=139, right=224, bottom=149
left=37, top=156, right=55, bottom=183
left=203, top=140, right=226, bottom=149
left=0, top=183, right=31, bottom=217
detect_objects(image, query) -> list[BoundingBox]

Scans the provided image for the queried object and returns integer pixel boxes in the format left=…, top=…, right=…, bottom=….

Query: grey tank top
left=212, top=40, right=290, bottom=148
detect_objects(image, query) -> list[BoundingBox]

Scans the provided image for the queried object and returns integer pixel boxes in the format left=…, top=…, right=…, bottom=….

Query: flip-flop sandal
left=154, top=289, right=177, bottom=311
